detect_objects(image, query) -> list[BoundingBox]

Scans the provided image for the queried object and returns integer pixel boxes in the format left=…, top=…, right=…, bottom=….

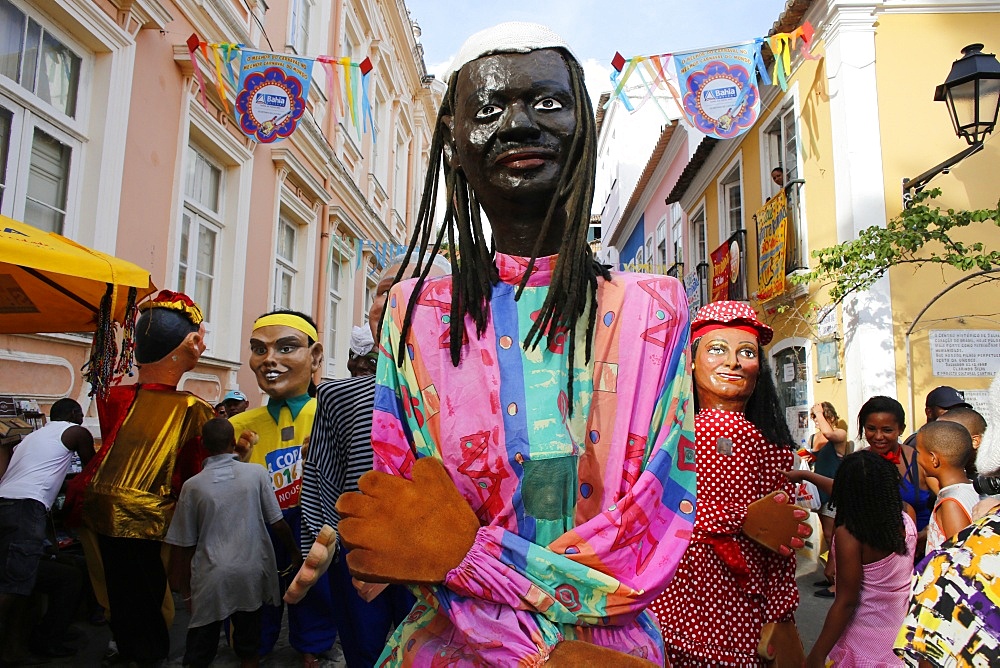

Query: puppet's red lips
left=495, top=149, right=556, bottom=169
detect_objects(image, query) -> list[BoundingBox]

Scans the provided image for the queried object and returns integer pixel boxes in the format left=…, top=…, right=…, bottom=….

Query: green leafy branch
left=789, top=189, right=1000, bottom=307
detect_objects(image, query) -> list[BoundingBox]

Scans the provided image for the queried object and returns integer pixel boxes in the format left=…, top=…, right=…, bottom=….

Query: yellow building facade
left=621, top=0, right=1000, bottom=442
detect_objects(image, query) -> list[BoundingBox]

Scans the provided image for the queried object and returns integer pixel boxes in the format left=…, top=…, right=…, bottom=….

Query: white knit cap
left=444, top=22, right=575, bottom=83
left=349, top=325, right=375, bottom=357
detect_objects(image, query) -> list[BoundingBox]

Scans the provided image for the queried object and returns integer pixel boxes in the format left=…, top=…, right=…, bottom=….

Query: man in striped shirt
left=300, top=256, right=447, bottom=667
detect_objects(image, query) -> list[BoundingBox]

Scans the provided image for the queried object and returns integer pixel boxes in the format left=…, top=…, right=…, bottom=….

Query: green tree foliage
left=791, top=189, right=1000, bottom=305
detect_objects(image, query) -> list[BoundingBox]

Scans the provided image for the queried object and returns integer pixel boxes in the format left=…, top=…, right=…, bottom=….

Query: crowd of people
left=1, top=20, right=999, bottom=668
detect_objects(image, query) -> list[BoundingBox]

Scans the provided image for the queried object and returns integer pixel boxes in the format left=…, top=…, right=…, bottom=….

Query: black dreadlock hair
left=254, top=309, right=321, bottom=397
left=690, top=338, right=796, bottom=448
left=390, top=48, right=609, bottom=414
left=831, top=450, right=909, bottom=556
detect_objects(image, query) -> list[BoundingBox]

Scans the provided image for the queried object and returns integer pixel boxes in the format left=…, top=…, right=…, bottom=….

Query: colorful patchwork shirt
left=895, top=511, right=1000, bottom=667
left=371, top=252, right=697, bottom=666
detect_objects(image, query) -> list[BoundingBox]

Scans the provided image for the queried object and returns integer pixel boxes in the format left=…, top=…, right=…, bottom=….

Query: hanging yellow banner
left=756, top=189, right=788, bottom=301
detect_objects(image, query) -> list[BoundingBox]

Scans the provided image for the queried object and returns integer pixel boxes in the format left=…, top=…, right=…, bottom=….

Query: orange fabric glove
left=743, top=490, right=812, bottom=556
left=546, top=640, right=659, bottom=667
left=757, top=621, right=805, bottom=668
left=336, top=457, right=480, bottom=585
left=284, top=525, right=337, bottom=604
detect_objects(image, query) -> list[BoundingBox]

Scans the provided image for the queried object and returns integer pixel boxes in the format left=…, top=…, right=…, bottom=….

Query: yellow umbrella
left=0, top=216, right=154, bottom=334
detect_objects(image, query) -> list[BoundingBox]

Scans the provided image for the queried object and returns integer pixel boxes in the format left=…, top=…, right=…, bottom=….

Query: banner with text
left=710, top=240, right=731, bottom=302
left=607, top=22, right=819, bottom=127
left=186, top=34, right=375, bottom=145
left=235, top=50, right=313, bottom=143
left=674, top=42, right=761, bottom=139
left=755, top=189, right=788, bottom=301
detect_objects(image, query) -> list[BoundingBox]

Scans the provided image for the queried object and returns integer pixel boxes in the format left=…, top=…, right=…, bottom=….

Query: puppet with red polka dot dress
left=649, top=301, right=812, bottom=667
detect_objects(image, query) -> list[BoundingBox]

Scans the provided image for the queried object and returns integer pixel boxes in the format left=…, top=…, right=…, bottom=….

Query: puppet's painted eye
left=534, top=97, right=562, bottom=111
left=475, top=104, right=502, bottom=119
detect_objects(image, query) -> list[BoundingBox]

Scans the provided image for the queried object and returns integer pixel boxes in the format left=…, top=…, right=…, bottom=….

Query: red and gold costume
left=83, top=384, right=212, bottom=539
left=78, top=290, right=213, bottom=665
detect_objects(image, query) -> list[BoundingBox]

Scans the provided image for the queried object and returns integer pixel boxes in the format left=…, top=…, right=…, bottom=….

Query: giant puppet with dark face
left=330, top=22, right=698, bottom=666
left=649, top=300, right=811, bottom=667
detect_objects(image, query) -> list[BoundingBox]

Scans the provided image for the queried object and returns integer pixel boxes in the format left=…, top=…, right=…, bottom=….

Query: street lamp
left=902, top=43, right=1000, bottom=206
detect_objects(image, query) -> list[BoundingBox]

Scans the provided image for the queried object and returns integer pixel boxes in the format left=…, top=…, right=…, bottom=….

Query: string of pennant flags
left=608, top=22, right=819, bottom=140
left=327, top=235, right=413, bottom=277
left=185, top=33, right=375, bottom=144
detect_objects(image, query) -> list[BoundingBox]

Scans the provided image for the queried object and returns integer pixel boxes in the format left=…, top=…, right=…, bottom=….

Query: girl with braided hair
left=806, top=450, right=916, bottom=667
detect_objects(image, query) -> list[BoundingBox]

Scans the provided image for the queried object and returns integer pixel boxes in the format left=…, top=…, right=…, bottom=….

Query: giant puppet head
left=134, top=290, right=206, bottom=385
left=690, top=301, right=773, bottom=412
left=248, top=310, right=323, bottom=401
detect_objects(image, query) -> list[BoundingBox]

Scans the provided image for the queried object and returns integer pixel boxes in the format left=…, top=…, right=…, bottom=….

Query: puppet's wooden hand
left=547, top=640, right=658, bottom=667
left=284, top=525, right=336, bottom=604
left=757, top=621, right=806, bottom=668
left=336, top=457, right=480, bottom=585
left=235, top=429, right=257, bottom=461
left=743, top=490, right=811, bottom=556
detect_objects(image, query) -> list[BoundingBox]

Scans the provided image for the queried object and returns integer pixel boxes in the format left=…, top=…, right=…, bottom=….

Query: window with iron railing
left=696, top=261, right=709, bottom=307
left=763, top=104, right=808, bottom=274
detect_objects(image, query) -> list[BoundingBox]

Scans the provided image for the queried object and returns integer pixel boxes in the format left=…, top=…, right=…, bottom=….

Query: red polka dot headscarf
left=691, top=300, right=773, bottom=346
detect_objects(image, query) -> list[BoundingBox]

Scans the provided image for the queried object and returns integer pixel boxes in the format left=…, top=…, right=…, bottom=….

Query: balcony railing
left=666, top=261, right=684, bottom=279
left=697, top=261, right=709, bottom=307
left=783, top=179, right=807, bottom=274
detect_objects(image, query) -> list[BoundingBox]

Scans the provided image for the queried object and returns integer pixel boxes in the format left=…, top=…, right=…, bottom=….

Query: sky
left=405, top=0, right=791, bottom=103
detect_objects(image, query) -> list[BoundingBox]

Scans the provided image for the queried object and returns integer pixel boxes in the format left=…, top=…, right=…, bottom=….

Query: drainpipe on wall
left=314, top=178, right=332, bottom=360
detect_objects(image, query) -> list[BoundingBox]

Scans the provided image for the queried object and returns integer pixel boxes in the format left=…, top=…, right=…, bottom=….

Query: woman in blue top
left=787, top=396, right=933, bottom=563
left=856, top=396, right=933, bottom=558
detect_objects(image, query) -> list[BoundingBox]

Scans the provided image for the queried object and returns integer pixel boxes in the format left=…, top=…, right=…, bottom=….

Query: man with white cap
left=332, top=21, right=696, bottom=666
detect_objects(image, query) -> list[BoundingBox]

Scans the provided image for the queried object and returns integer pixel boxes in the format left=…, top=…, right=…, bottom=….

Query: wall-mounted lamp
left=902, top=43, right=1000, bottom=207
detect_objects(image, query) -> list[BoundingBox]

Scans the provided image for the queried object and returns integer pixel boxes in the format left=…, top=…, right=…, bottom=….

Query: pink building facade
left=0, top=0, right=440, bottom=422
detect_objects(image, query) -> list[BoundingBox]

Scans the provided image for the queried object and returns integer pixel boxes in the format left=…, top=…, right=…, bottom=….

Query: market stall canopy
left=0, top=216, right=155, bottom=334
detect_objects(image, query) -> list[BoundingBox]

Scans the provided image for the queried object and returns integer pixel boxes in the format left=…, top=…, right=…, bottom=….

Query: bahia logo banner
left=235, top=50, right=313, bottom=143
left=674, top=42, right=761, bottom=140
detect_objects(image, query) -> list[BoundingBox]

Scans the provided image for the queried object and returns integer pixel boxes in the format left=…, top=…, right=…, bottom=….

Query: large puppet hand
left=235, top=429, right=258, bottom=461
left=743, top=491, right=811, bottom=556
left=284, top=525, right=336, bottom=604
left=757, top=621, right=805, bottom=668
left=336, top=457, right=480, bottom=585
left=546, top=640, right=658, bottom=667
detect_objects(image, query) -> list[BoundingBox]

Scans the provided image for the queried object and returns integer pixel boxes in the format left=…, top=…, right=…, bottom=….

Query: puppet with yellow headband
left=229, top=309, right=337, bottom=663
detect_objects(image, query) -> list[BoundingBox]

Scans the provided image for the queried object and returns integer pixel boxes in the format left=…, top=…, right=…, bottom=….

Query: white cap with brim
left=444, top=22, right=575, bottom=83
